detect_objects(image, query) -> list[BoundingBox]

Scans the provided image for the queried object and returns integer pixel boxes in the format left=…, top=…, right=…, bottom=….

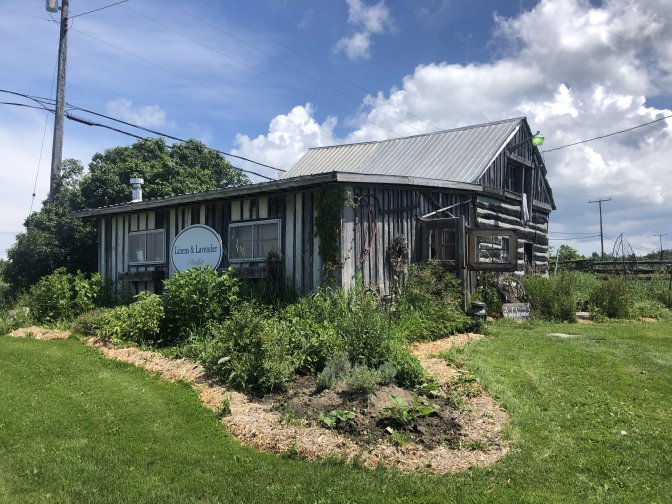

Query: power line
left=69, top=26, right=340, bottom=147
left=0, top=102, right=49, bottom=111
left=549, top=235, right=601, bottom=241
left=70, top=0, right=129, bottom=19
left=168, top=3, right=442, bottom=134
left=1, top=89, right=284, bottom=174
left=66, top=104, right=285, bottom=172
left=122, top=4, right=422, bottom=139
left=1, top=8, right=343, bottom=147
left=1, top=96, right=275, bottom=181
left=30, top=61, right=59, bottom=216
left=542, top=113, right=672, bottom=153
left=549, top=231, right=599, bottom=235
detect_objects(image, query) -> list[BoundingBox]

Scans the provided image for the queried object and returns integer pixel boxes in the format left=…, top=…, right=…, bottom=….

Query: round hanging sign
left=171, top=224, right=223, bottom=273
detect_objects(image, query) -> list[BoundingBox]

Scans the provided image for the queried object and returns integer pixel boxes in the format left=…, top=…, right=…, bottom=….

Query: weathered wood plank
left=294, top=192, right=303, bottom=293
left=285, top=194, right=295, bottom=286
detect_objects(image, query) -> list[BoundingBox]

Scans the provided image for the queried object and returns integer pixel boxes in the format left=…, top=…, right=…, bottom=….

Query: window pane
left=230, top=225, right=254, bottom=260
left=429, top=228, right=455, bottom=261
left=476, top=235, right=509, bottom=263
left=128, top=234, right=146, bottom=263
left=146, top=232, right=164, bottom=262
left=255, top=222, right=279, bottom=259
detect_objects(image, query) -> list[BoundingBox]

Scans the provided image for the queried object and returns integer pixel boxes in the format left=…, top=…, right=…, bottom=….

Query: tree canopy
left=4, top=138, right=249, bottom=292
left=80, top=138, right=249, bottom=208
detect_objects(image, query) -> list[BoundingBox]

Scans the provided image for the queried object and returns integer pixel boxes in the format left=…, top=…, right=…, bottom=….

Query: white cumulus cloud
left=105, top=98, right=169, bottom=128
left=235, top=0, right=672, bottom=254
left=232, top=104, right=337, bottom=176
left=334, top=0, right=395, bottom=61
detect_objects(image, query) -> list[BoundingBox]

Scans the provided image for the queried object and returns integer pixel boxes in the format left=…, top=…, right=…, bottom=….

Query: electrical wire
left=70, top=0, right=129, bottom=19
left=29, top=62, right=59, bottom=216
left=69, top=27, right=340, bottom=147
left=549, top=235, right=601, bottom=241
left=165, top=0, right=442, bottom=133
left=65, top=104, right=285, bottom=172
left=1, top=89, right=284, bottom=174
left=542, top=113, right=672, bottom=153
left=1, top=96, right=274, bottom=181
left=549, top=231, right=599, bottom=235
left=122, top=4, right=420, bottom=139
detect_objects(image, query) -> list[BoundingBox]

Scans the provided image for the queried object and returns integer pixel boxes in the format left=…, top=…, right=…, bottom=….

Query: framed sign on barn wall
left=171, top=225, right=223, bottom=273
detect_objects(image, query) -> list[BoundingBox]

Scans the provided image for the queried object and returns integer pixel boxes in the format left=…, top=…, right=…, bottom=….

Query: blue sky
left=1, top=0, right=671, bottom=259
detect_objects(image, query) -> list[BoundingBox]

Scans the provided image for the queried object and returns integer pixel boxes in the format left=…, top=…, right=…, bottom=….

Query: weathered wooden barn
left=76, top=117, right=555, bottom=296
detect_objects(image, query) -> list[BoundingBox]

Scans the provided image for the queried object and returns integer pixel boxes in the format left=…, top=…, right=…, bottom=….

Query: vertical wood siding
left=96, top=183, right=550, bottom=296
left=344, top=185, right=473, bottom=293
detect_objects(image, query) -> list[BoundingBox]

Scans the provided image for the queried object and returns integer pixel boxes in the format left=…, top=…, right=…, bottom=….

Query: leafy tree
left=80, top=138, right=248, bottom=208
left=4, top=139, right=249, bottom=293
left=4, top=159, right=96, bottom=291
left=557, top=245, right=582, bottom=262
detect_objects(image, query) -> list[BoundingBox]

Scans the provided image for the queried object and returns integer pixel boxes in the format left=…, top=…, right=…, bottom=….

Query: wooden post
left=457, top=215, right=468, bottom=312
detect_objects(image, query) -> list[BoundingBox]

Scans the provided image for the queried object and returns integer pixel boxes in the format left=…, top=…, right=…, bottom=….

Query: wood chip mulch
left=6, top=327, right=510, bottom=473
left=8, top=326, right=71, bottom=340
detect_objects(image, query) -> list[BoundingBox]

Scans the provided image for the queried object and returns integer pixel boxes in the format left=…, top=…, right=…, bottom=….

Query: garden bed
left=7, top=327, right=509, bottom=473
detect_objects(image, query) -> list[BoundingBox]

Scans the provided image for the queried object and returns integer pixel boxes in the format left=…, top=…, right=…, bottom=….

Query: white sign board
left=171, top=224, right=223, bottom=273
left=502, top=303, right=532, bottom=321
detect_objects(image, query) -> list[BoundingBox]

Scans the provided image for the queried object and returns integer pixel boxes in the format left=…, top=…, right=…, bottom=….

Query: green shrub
left=629, top=300, right=667, bottom=320
left=279, top=284, right=395, bottom=370
left=626, top=273, right=671, bottom=308
left=196, top=303, right=294, bottom=394
left=344, top=365, right=381, bottom=396
left=161, top=266, right=239, bottom=345
left=123, top=292, right=164, bottom=344
left=395, top=263, right=472, bottom=341
left=27, top=269, right=104, bottom=324
left=27, top=269, right=73, bottom=324
left=377, top=362, right=397, bottom=385
left=0, top=308, right=31, bottom=336
left=591, top=277, right=630, bottom=319
left=82, top=292, right=164, bottom=344
left=71, top=309, right=108, bottom=337
left=0, top=278, right=11, bottom=311
left=280, top=298, right=342, bottom=374
left=316, top=354, right=351, bottom=391
left=523, top=272, right=577, bottom=322
left=385, top=343, right=426, bottom=389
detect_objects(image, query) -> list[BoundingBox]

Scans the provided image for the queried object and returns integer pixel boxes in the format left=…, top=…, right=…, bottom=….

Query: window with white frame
left=228, top=219, right=281, bottom=262
left=128, top=229, right=166, bottom=265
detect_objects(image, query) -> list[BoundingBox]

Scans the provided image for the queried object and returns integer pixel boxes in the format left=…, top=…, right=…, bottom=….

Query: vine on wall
left=314, top=187, right=345, bottom=274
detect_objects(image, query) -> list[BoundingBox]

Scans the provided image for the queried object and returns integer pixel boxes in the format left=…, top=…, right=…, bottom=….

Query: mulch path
left=6, top=327, right=509, bottom=473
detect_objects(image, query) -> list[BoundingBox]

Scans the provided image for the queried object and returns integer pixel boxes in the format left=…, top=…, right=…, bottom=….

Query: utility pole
left=589, top=197, right=611, bottom=261
left=49, top=0, right=69, bottom=202
left=653, top=233, right=668, bottom=260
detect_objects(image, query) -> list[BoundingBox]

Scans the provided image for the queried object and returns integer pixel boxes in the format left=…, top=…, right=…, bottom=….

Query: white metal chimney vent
left=130, top=178, right=144, bottom=203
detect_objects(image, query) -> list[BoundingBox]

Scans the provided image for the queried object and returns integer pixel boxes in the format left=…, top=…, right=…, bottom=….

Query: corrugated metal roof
left=284, top=117, right=523, bottom=183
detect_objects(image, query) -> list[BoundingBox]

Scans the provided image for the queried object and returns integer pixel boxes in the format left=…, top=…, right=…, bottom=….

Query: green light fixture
left=531, top=131, right=544, bottom=146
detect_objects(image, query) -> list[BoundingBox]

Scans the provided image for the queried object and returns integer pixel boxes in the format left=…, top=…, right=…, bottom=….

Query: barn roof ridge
left=305, top=116, right=526, bottom=151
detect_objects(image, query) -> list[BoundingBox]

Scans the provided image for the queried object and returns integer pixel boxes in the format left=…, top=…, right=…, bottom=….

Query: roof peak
left=308, top=116, right=526, bottom=151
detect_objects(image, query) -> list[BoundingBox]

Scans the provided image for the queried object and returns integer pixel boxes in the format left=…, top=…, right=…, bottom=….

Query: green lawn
left=1, top=320, right=670, bottom=503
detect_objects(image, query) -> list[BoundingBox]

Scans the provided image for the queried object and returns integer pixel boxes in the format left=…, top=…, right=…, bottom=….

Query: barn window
left=420, top=218, right=458, bottom=265
left=228, top=219, right=281, bottom=262
left=467, top=229, right=518, bottom=271
left=128, top=229, right=165, bottom=265
left=428, top=227, right=456, bottom=261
